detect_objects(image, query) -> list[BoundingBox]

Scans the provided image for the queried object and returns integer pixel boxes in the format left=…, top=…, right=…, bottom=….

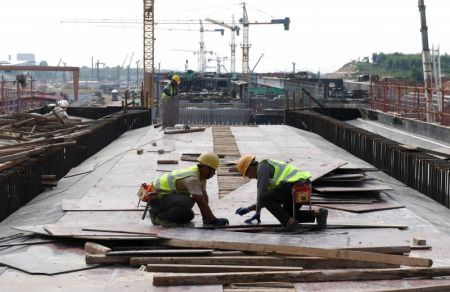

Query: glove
left=203, top=218, right=229, bottom=226
left=244, top=212, right=261, bottom=224
left=235, top=207, right=250, bottom=216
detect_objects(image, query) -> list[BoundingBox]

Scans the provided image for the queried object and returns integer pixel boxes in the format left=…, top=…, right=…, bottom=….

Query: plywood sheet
left=62, top=186, right=144, bottom=211
left=0, top=243, right=99, bottom=275
left=314, top=180, right=394, bottom=192
left=315, top=193, right=404, bottom=213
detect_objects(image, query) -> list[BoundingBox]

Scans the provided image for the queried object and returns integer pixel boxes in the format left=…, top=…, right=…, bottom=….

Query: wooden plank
left=62, top=200, right=143, bottom=211
left=130, top=256, right=398, bottom=269
left=164, top=127, right=206, bottom=134
left=158, top=229, right=432, bottom=267
left=106, top=249, right=214, bottom=256
left=157, top=159, right=178, bottom=164
left=146, top=264, right=304, bottom=273
left=85, top=254, right=129, bottom=265
left=377, top=284, right=450, bottom=292
left=84, top=242, right=111, bottom=255
left=152, top=267, right=450, bottom=286
left=204, top=223, right=408, bottom=230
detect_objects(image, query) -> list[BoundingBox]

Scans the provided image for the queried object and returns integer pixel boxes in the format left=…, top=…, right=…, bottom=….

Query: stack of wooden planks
left=0, top=110, right=113, bottom=172
left=312, top=167, right=403, bottom=213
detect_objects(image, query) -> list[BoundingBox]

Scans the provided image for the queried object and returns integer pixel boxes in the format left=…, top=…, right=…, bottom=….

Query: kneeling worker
left=144, top=152, right=229, bottom=227
left=235, top=155, right=328, bottom=232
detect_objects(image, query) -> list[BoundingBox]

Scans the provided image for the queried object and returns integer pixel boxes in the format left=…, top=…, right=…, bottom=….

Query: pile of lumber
left=79, top=226, right=450, bottom=288
left=0, top=111, right=106, bottom=172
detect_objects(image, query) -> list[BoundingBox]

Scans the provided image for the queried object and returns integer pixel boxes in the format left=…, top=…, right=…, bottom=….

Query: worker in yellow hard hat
left=235, top=154, right=328, bottom=232
left=160, top=74, right=181, bottom=128
left=144, top=152, right=229, bottom=227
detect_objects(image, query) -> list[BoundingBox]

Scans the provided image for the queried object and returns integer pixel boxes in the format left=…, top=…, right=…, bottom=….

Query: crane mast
left=241, top=3, right=250, bottom=103
left=143, top=0, right=155, bottom=111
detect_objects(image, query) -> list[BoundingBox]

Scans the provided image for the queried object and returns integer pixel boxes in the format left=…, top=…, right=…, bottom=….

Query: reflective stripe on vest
left=153, top=165, right=200, bottom=193
left=264, top=159, right=311, bottom=190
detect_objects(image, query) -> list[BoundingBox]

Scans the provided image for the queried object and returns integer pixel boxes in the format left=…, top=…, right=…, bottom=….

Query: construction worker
left=146, top=152, right=229, bottom=227
left=160, top=74, right=181, bottom=128
left=235, top=155, right=328, bottom=232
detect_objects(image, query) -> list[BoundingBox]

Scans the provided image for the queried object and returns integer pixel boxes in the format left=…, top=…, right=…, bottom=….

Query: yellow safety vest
left=264, top=159, right=311, bottom=190
left=152, top=165, right=202, bottom=195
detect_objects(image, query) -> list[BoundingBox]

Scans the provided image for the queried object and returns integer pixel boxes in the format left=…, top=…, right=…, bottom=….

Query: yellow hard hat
left=172, top=75, right=181, bottom=85
left=197, top=152, right=220, bottom=170
left=236, top=154, right=256, bottom=177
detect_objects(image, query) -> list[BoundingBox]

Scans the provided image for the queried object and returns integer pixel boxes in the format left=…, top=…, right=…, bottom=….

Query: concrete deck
left=0, top=123, right=450, bottom=291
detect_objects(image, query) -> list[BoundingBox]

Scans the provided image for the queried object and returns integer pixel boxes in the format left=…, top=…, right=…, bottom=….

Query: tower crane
left=240, top=2, right=290, bottom=103
left=205, top=15, right=240, bottom=73
left=199, top=20, right=224, bottom=72
left=143, top=0, right=155, bottom=110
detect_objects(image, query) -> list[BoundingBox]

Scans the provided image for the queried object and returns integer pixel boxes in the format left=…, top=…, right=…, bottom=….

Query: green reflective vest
left=152, top=165, right=201, bottom=195
left=264, top=159, right=311, bottom=190
left=162, top=83, right=175, bottom=99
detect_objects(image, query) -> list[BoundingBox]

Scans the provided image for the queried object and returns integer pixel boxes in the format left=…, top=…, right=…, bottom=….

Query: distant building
left=17, top=53, right=35, bottom=62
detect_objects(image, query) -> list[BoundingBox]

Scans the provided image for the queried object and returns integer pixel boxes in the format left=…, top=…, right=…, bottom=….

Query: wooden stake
left=84, top=242, right=112, bottom=255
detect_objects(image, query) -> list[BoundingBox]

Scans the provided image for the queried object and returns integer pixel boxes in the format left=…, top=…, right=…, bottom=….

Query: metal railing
left=368, top=81, right=450, bottom=125
left=286, top=110, right=450, bottom=209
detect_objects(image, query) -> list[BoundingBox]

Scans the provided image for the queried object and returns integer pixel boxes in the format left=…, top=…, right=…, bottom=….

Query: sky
left=0, top=0, right=449, bottom=74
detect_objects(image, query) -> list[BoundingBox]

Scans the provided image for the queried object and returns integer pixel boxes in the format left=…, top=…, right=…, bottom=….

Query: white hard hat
left=57, top=100, right=69, bottom=108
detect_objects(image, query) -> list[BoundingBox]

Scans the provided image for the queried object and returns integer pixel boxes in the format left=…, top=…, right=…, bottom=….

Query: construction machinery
left=240, top=2, right=290, bottom=104
left=205, top=16, right=240, bottom=73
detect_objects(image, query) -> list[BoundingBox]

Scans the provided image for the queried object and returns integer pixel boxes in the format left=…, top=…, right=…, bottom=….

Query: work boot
left=316, top=208, right=328, bottom=230
left=149, top=208, right=158, bottom=225
left=154, top=216, right=178, bottom=228
left=275, top=218, right=300, bottom=233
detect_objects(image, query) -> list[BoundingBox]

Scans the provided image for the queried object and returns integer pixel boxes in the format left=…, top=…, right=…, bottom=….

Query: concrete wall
left=361, top=109, right=450, bottom=143
left=257, top=77, right=285, bottom=89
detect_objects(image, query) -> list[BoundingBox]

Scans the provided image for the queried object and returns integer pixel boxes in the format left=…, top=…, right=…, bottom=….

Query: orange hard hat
left=236, top=154, right=256, bottom=177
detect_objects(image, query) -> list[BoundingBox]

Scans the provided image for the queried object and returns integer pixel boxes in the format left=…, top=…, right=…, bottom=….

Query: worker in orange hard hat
left=142, top=152, right=229, bottom=227
left=160, top=74, right=181, bottom=128
left=235, top=154, right=328, bottom=232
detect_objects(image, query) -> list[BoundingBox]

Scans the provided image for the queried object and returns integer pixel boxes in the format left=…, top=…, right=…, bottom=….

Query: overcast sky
left=1, top=0, right=449, bottom=74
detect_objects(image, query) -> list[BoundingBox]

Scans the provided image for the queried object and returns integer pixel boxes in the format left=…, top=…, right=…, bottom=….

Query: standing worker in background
left=142, top=152, right=229, bottom=227
left=161, top=74, right=181, bottom=128
left=235, top=155, right=328, bottom=232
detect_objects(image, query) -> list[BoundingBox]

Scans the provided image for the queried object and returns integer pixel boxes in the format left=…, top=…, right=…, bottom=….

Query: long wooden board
left=130, top=256, right=398, bottom=269
left=153, top=267, right=450, bottom=286
left=146, top=264, right=304, bottom=273
left=314, top=180, right=394, bottom=192
left=158, top=229, right=432, bottom=267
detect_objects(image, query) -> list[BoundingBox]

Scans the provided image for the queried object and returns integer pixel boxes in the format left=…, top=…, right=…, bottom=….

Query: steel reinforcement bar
left=286, top=110, right=450, bottom=208
left=0, top=109, right=152, bottom=222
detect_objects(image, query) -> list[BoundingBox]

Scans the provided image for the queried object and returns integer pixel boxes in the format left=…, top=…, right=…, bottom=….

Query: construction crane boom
left=240, top=2, right=290, bottom=104
left=205, top=16, right=240, bottom=73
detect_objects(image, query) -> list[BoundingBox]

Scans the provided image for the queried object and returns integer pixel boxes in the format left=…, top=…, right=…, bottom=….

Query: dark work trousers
left=149, top=193, right=195, bottom=223
left=260, top=184, right=315, bottom=225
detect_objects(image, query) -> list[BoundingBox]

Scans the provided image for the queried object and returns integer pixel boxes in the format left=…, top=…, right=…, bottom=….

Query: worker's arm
left=180, top=177, right=216, bottom=221
left=192, top=194, right=216, bottom=221
left=254, top=162, right=272, bottom=213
